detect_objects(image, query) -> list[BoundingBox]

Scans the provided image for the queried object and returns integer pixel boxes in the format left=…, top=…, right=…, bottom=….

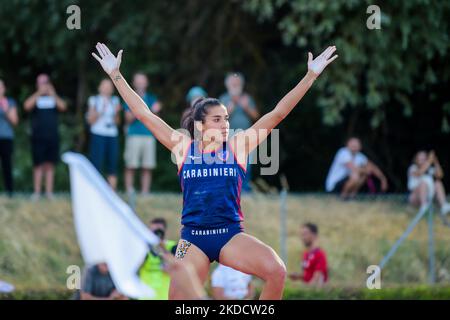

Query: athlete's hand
left=307, top=46, right=338, bottom=77
left=92, top=42, right=123, bottom=76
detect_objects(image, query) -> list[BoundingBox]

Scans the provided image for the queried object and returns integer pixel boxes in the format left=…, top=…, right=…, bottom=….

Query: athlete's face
left=201, top=104, right=230, bottom=142
left=300, top=226, right=316, bottom=248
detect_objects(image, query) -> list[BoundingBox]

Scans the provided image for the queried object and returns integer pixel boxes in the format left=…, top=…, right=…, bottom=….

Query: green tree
left=244, top=0, right=450, bottom=128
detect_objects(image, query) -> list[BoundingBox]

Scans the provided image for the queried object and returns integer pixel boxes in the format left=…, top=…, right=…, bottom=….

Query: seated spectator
left=0, top=79, right=19, bottom=197
left=211, top=264, right=254, bottom=300
left=86, top=78, right=121, bottom=189
left=0, top=279, right=14, bottom=293
left=325, top=137, right=388, bottom=199
left=80, top=263, right=128, bottom=300
left=408, top=150, right=450, bottom=216
left=138, top=218, right=177, bottom=300
left=289, top=223, right=328, bottom=287
left=24, top=73, right=67, bottom=200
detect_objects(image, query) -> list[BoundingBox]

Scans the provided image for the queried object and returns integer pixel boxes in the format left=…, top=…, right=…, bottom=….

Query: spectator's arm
left=125, top=109, right=136, bottom=124
left=413, top=153, right=434, bottom=176
left=367, top=161, right=388, bottom=192
left=54, top=95, right=67, bottom=112
left=24, top=92, right=40, bottom=112
left=308, top=271, right=325, bottom=288
left=344, top=161, right=360, bottom=173
left=86, top=103, right=100, bottom=125
left=48, top=84, right=67, bottom=112
left=432, top=153, right=444, bottom=179
left=6, top=105, right=19, bottom=126
left=151, top=101, right=162, bottom=114
left=240, top=95, right=260, bottom=121
left=114, top=102, right=122, bottom=125
left=288, top=272, right=303, bottom=281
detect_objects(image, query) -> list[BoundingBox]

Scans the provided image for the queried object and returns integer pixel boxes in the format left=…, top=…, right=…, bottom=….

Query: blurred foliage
left=282, top=285, right=450, bottom=300
left=244, top=0, right=450, bottom=126
left=0, top=0, right=449, bottom=192
left=3, top=286, right=450, bottom=300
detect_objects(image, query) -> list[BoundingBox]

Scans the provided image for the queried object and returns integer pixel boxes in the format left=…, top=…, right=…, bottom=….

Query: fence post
left=428, top=205, right=436, bottom=284
left=280, top=175, right=289, bottom=266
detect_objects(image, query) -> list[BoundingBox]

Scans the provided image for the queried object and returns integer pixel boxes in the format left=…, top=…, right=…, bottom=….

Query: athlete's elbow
left=271, top=110, right=285, bottom=123
left=134, top=110, right=147, bottom=122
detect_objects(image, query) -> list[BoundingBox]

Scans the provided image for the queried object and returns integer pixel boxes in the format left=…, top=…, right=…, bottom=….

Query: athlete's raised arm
left=92, top=43, right=190, bottom=153
left=232, top=46, right=338, bottom=159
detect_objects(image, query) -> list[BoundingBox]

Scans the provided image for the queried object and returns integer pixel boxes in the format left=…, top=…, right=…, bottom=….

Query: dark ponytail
left=180, top=97, right=221, bottom=139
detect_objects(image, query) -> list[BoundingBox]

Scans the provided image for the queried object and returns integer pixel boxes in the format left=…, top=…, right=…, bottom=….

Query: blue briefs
left=180, top=222, right=243, bottom=262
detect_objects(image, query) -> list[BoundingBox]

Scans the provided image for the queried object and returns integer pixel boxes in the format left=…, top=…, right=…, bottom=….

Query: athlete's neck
left=200, top=140, right=222, bottom=153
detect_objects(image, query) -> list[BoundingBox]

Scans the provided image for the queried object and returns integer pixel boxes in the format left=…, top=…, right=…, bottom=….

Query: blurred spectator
left=219, top=72, right=259, bottom=192
left=0, top=279, right=14, bottom=293
left=0, top=79, right=19, bottom=196
left=24, top=73, right=67, bottom=200
left=289, top=223, right=328, bottom=287
left=123, top=72, right=161, bottom=196
left=325, top=137, right=388, bottom=199
left=86, top=78, right=121, bottom=190
left=186, top=86, right=207, bottom=107
left=80, top=262, right=128, bottom=300
left=211, top=264, right=254, bottom=300
left=180, top=86, right=208, bottom=135
left=408, top=150, right=450, bottom=216
left=138, top=217, right=177, bottom=300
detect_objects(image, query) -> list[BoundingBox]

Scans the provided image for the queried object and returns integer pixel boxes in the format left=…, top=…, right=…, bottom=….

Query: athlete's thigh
left=218, top=233, right=284, bottom=278
left=173, top=239, right=211, bottom=284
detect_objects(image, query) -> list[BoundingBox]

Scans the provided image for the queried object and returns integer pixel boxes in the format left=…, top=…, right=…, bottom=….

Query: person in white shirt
left=325, top=137, right=388, bottom=199
left=86, top=79, right=122, bottom=189
left=211, top=264, right=254, bottom=300
left=408, top=150, right=450, bottom=216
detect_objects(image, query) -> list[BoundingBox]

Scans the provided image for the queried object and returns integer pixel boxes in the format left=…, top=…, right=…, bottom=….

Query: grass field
left=1, top=193, right=450, bottom=294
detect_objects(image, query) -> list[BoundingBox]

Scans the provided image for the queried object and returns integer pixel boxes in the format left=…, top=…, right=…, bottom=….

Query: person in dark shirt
left=0, top=79, right=19, bottom=196
left=80, top=263, right=128, bottom=300
left=24, top=74, right=67, bottom=200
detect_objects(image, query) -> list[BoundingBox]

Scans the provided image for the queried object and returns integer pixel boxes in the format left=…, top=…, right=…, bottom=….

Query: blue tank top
left=178, top=140, right=246, bottom=228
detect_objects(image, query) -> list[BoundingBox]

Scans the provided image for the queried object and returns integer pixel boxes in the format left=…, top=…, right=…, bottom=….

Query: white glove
left=307, top=46, right=338, bottom=77
left=92, top=42, right=123, bottom=75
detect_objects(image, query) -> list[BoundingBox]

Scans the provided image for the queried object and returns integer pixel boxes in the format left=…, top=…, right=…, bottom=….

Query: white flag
left=62, top=152, right=160, bottom=299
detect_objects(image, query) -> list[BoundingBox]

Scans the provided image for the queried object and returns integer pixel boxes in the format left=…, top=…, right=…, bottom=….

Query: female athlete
left=92, top=42, right=337, bottom=299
